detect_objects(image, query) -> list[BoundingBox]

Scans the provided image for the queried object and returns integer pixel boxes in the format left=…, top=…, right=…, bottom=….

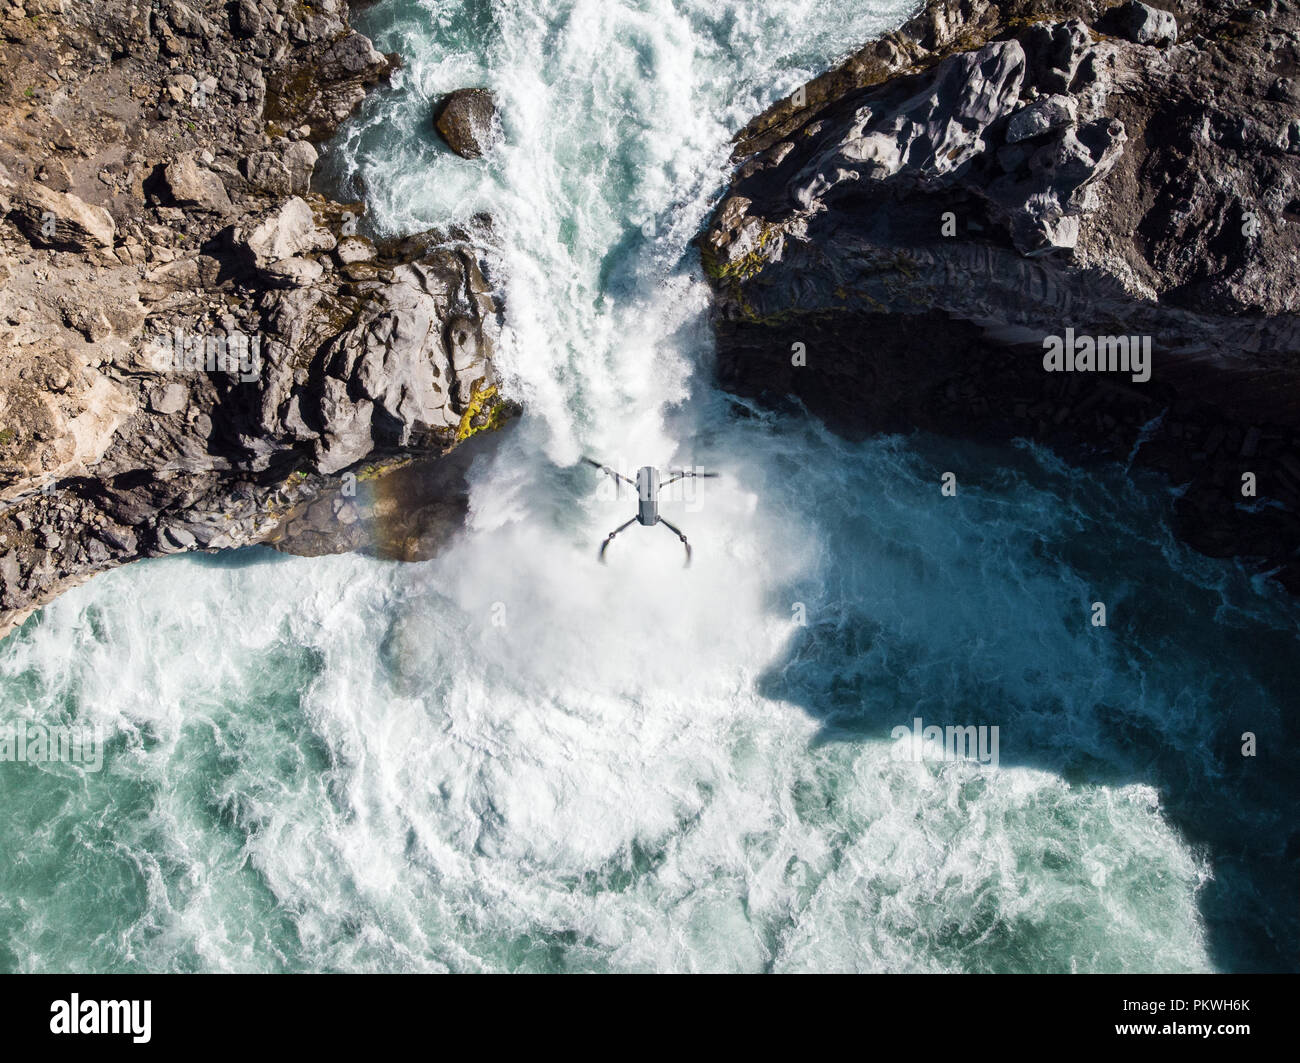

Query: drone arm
left=582, top=457, right=636, bottom=488
left=658, top=470, right=719, bottom=488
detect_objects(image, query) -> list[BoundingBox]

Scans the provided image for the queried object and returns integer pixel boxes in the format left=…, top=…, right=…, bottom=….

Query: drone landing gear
left=598, top=517, right=637, bottom=563
left=658, top=517, right=691, bottom=568
left=598, top=516, right=692, bottom=567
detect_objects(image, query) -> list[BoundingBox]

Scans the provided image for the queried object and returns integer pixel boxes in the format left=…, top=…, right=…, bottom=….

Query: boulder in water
left=433, top=88, right=498, bottom=159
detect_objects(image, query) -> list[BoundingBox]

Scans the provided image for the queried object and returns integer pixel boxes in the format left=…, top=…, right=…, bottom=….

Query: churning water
left=1, top=0, right=1296, bottom=972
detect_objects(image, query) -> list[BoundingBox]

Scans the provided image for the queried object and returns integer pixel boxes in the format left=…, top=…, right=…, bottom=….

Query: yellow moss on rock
left=455, top=383, right=508, bottom=442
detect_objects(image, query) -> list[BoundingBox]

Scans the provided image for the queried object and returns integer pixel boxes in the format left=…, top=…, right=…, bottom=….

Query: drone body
left=635, top=466, right=659, bottom=526
left=583, top=459, right=718, bottom=566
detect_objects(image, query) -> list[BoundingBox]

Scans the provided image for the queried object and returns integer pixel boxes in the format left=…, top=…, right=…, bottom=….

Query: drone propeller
left=659, top=470, right=720, bottom=489
left=582, top=457, right=635, bottom=491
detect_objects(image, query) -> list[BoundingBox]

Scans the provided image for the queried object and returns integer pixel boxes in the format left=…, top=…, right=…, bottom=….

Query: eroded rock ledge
left=0, top=0, right=512, bottom=638
left=703, top=0, right=1300, bottom=589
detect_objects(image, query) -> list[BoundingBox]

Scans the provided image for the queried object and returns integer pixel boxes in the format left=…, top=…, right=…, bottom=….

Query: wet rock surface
left=702, top=0, right=1300, bottom=590
left=0, top=1, right=512, bottom=638
left=433, top=87, right=498, bottom=159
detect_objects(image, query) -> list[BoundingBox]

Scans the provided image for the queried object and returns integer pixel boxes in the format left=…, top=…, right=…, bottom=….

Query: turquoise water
left=1, top=0, right=1297, bottom=972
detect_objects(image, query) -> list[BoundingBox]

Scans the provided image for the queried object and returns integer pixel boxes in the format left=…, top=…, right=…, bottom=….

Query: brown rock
left=433, top=88, right=497, bottom=159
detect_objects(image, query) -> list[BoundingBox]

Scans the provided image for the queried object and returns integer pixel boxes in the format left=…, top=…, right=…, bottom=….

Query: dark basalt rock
left=701, top=0, right=1300, bottom=591
left=433, top=88, right=498, bottom=159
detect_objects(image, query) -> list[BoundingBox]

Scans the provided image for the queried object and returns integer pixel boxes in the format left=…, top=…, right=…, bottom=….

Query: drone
left=583, top=458, right=718, bottom=566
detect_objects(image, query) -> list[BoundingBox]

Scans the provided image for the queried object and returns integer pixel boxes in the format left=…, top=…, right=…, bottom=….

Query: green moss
left=0, top=427, right=14, bottom=447
left=702, top=223, right=779, bottom=285
left=702, top=223, right=784, bottom=322
left=892, top=251, right=918, bottom=279
left=355, top=456, right=413, bottom=483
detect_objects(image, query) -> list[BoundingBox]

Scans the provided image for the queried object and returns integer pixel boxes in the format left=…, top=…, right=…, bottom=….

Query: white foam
left=0, top=0, right=1233, bottom=973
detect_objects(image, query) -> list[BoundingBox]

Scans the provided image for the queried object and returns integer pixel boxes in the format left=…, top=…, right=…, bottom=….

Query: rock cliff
left=703, top=0, right=1300, bottom=588
left=0, top=0, right=510, bottom=638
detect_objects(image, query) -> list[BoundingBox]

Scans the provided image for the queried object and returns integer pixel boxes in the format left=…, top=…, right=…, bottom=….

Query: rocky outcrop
left=1103, top=0, right=1179, bottom=45
left=6, top=181, right=117, bottom=249
left=433, top=88, right=498, bottom=159
left=702, top=0, right=1300, bottom=589
left=0, top=1, right=513, bottom=639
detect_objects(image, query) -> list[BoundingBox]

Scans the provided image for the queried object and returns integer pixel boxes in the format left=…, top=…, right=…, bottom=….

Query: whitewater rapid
left=1, top=0, right=1297, bottom=972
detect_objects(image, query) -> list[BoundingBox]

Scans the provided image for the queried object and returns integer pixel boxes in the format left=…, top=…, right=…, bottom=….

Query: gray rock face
left=260, top=255, right=325, bottom=289
left=702, top=0, right=1300, bottom=592
left=335, top=235, right=376, bottom=264
left=4, top=181, right=115, bottom=250
left=1006, top=94, right=1077, bottom=144
left=163, top=153, right=233, bottom=214
left=711, top=25, right=1124, bottom=264
left=858, top=35, right=1109, bottom=253
left=148, top=382, right=189, bottom=415
left=233, top=0, right=263, bottom=38
left=263, top=27, right=392, bottom=143
left=1106, top=1, right=1179, bottom=47
left=434, top=88, right=498, bottom=159
left=244, top=151, right=294, bottom=195
left=244, top=140, right=320, bottom=196
left=234, top=196, right=335, bottom=267
left=281, top=140, right=319, bottom=193
left=790, top=40, right=1028, bottom=205
left=0, top=1, right=511, bottom=640
left=304, top=250, right=498, bottom=473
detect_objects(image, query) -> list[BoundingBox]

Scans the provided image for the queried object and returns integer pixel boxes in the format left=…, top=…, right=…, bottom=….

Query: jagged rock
left=0, top=0, right=509, bottom=640
left=434, top=88, right=498, bottom=159
left=264, top=30, right=390, bottom=141
left=702, top=0, right=1300, bottom=592
left=314, top=377, right=375, bottom=475
left=261, top=256, right=325, bottom=288
left=305, top=255, right=495, bottom=472
left=246, top=140, right=319, bottom=195
left=160, top=525, right=197, bottom=552
left=1006, top=94, right=1077, bottom=143
left=244, top=151, right=293, bottom=195
left=164, top=0, right=218, bottom=40
left=233, top=0, right=263, bottom=37
left=148, top=383, right=189, bottom=415
left=235, top=196, right=334, bottom=266
left=335, top=235, right=376, bottom=264
left=1105, top=2, right=1178, bottom=47
left=991, top=117, right=1127, bottom=253
left=163, top=153, right=233, bottom=213
left=281, top=140, right=319, bottom=193
left=6, top=182, right=115, bottom=250
left=734, top=34, right=1121, bottom=258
